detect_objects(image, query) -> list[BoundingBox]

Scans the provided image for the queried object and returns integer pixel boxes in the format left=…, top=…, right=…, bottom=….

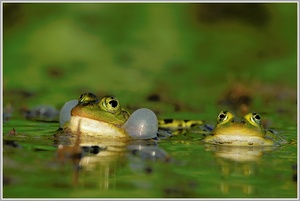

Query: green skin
left=61, top=94, right=133, bottom=141
left=203, top=111, right=284, bottom=146
left=69, top=95, right=284, bottom=145
left=70, top=93, right=206, bottom=131
left=71, top=94, right=130, bottom=127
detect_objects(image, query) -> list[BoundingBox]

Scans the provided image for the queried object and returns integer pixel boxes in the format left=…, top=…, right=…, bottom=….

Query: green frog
left=60, top=93, right=205, bottom=140
left=203, top=111, right=286, bottom=146
left=60, top=93, right=158, bottom=140
left=72, top=94, right=130, bottom=126
left=158, top=119, right=204, bottom=130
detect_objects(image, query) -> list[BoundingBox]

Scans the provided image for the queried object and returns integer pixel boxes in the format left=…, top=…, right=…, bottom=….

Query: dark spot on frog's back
left=164, top=119, right=174, bottom=124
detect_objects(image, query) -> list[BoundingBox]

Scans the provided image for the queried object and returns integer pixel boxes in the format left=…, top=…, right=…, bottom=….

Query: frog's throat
left=203, top=134, right=274, bottom=146
left=68, top=116, right=131, bottom=140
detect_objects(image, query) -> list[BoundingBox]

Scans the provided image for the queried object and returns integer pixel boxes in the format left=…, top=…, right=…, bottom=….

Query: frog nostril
left=109, top=100, right=118, bottom=108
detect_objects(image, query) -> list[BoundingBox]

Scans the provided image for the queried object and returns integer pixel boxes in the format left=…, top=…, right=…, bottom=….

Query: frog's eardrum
left=123, top=108, right=158, bottom=139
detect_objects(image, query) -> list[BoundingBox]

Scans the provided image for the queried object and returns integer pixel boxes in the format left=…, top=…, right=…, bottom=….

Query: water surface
left=2, top=118, right=297, bottom=198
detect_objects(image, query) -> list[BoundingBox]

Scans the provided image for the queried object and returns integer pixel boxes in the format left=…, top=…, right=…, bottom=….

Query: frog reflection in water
left=60, top=93, right=159, bottom=140
left=203, top=111, right=286, bottom=146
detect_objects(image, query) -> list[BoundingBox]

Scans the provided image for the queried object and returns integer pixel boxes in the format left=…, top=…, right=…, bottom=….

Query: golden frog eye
left=250, top=112, right=261, bottom=124
left=217, top=110, right=235, bottom=124
left=243, top=112, right=262, bottom=128
left=218, top=111, right=227, bottom=122
left=100, top=96, right=121, bottom=114
left=78, top=93, right=99, bottom=105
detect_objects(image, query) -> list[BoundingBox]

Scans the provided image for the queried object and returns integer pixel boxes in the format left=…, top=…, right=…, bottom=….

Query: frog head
left=59, top=93, right=158, bottom=140
left=203, top=110, right=274, bottom=146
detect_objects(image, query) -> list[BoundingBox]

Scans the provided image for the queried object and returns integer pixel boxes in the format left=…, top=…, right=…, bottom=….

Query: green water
left=2, top=2, right=298, bottom=198
left=2, top=116, right=297, bottom=198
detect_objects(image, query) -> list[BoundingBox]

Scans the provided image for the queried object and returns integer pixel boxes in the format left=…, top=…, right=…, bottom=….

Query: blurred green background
left=3, top=3, right=297, bottom=123
left=2, top=3, right=298, bottom=198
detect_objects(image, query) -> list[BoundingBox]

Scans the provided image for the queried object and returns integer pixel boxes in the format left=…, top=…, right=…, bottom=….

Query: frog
left=158, top=119, right=204, bottom=130
left=59, top=93, right=159, bottom=141
left=157, top=118, right=207, bottom=136
left=60, top=93, right=207, bottom=141
left=71, top=94, right=130, bottom=126
left=203, top=110, right=286, bottom=146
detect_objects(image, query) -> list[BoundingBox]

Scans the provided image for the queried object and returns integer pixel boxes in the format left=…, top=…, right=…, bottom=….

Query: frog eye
left=78, top=93, right=99, bottom=105
left=218, top=111, right=228, bottom=123
left=78, top=93, right=86, bottom=103
left=251, top=113, right=261, bottom=124
left=217, top=110, right=235, bottom=125
left=101, top=96, right=121, bottom=113
left=79, top=93, right=85, bottom=100
left=108, top=99, right=118, bottom=108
